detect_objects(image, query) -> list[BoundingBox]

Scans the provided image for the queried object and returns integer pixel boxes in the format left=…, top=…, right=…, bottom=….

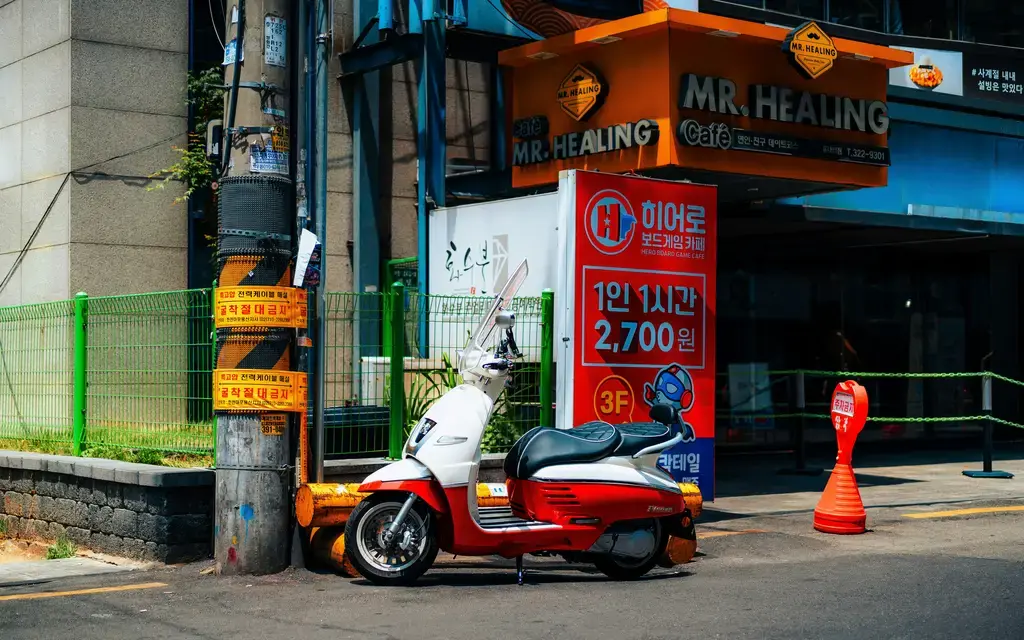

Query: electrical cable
left=220, top=0, right=246, bottom=175
left=0, top=339, right=27, bottom=435
left=0, top=130, right=187, bottom=297
left=209, top=0, right=226, bottom=50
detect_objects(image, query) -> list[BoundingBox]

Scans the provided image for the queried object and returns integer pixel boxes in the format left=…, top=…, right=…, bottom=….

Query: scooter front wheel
left=344, top=494, right=438, bottom=586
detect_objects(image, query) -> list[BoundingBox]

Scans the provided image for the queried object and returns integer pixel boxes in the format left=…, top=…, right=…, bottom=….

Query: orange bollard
left=814, top=380, right=869, bottom=535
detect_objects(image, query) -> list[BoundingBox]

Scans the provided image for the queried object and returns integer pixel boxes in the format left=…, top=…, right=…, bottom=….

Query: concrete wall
left=0, top=450, right=213, bottom=563
left=0, top=0, right=189, bottom=307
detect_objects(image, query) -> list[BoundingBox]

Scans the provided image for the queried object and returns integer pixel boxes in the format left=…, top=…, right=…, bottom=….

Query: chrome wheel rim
left=355, top=502, right=429, bottom=573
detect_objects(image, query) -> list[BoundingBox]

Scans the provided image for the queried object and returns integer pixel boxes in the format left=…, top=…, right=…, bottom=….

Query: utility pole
left=214, top=0, right=300, bottom=575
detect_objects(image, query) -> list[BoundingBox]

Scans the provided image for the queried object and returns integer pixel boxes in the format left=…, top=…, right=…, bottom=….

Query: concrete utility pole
left=214, top=0, right=298, bottom=575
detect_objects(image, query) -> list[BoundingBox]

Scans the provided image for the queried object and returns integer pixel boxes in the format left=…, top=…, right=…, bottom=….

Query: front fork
left=383, top=493, right=419, bottom=545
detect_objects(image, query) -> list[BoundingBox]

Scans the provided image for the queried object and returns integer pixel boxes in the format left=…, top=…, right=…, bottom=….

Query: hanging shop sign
left=215, top=286, right=308, bottom=329
left=214, top=370, right=308, bottom=412
left=501, top=9, right=911, bottom=189
left=783, top=22, right=837, bottom=80
left=555, top=170, right=718, bottom=496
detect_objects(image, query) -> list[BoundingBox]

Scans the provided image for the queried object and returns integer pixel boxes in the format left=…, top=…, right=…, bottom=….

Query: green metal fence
left=0, top=300, right=76, bottom=449
left=320, top=286, right=556, bottom=459
left=84, top=290, right=214, bottom=455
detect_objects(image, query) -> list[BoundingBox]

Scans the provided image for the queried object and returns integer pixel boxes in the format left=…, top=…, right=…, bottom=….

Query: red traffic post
left=813, top=380, right=869, bottom=535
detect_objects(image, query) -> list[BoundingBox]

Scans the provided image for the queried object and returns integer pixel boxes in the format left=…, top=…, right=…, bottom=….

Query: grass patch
left=0, top=439, right=212, bottom=468
left=45, top=534, right=76, bottom=560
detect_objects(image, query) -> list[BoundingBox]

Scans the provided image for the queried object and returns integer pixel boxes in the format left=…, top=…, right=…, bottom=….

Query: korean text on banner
left=560, top=170, right=718, bottom=497
left=214, top=370, right=309, bottom=412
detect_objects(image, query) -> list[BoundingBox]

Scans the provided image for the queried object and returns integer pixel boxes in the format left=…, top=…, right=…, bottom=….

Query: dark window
left=829, top=0, right=884, bottom=32
left=764, top=0, right=826, bottom=20
left=889, top=0, right=959, bottom=39
left=962, top=0, right=1024, bottom=48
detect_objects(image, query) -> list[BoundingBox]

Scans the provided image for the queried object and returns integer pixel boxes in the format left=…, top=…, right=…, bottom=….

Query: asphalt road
left=2, top=506, right=1023, bottom=640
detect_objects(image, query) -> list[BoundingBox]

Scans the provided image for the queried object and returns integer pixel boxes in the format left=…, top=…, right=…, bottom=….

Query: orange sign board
left=783, top=22, right=838, bottom=80
left=501, top=9, right=912, bottom=190
left=215, top=286, right=308, bottom=329
left=214, top=369, right=308, bottom=412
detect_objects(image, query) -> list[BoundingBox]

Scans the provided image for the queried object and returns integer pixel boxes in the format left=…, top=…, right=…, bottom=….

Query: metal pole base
left=778, top=467, right=824, bottom=476
left=515, top=555, right=525, bottom=586
left=962, top=470, right=1015, bottom=479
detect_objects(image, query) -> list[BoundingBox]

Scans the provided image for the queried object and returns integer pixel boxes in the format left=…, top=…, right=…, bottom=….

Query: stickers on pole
left=264, top=16, right=286, bottom=67
left=214, top=370, right=308, bottom=412
left=260, top=414, right=288, bottom=436
left=215, top=286, right=308, bottom=329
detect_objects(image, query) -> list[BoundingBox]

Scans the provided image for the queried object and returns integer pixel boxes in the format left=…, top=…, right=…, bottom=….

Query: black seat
left=503, top=422, right=621, bottom=479
left=613, top=422, right=676, bottom=457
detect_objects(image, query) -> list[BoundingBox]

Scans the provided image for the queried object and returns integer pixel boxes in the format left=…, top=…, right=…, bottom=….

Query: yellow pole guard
left=309, top=526, right=358, bottom=577
left=678, top=482, right=703, bottom=519
left=295, top=483, right=368, bottom=527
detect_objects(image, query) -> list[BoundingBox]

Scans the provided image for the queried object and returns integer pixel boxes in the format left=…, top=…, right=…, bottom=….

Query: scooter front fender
left=359, top=458, right=449, bottom=514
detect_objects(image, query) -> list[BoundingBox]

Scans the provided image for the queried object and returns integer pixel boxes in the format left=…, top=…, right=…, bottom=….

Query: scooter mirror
left=649, top=403, right=678, bottom=427
left=495, top=311, right=516, bottom=328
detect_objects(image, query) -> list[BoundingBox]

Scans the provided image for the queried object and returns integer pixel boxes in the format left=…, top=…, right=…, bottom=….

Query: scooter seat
left=613, top=422, right=675, bottom=457
left=503, top=422, right=622, bottom=479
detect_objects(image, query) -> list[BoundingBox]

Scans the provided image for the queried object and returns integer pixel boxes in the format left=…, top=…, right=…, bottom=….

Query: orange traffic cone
left=813, top=462, right=866, bottom=534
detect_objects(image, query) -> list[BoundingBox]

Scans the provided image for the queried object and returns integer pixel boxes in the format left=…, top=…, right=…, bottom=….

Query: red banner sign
left=564, top=171, right=718, bottom=496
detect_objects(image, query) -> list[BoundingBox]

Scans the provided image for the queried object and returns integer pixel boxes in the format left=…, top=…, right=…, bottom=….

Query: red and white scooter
left=345, top=260, right=696, bottom=585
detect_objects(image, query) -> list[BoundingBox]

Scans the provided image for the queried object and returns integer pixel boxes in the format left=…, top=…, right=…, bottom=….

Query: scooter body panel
left=530, top=457, right=682, bottom=493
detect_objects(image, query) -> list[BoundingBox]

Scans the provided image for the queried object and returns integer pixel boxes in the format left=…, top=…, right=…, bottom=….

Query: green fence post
left=72, top=292, right=88, bottom=456
left=210, top=282, right=217, bottom=464
left=388, top=283, right=406, bottom=459
left=540, top=289, right=555, bottom=428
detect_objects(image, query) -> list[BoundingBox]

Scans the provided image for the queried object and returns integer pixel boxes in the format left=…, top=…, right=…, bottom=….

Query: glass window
left=888, top=0, right=959, bottom=39
left=962, top=0, right=1024, bottom=48
left=829, top=0, right=884, bottom=32
left=764, top=0, right=825, bottom=20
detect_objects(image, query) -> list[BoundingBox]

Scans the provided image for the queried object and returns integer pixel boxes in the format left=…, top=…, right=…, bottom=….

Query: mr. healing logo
left=783, top=22, right=838, bottom=80
left=557, top=64, right=606, bottom=122
left=583, top=189, right=636, bottom=255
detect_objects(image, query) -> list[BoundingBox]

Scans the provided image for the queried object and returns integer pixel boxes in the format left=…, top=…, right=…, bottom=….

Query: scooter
left=345, top=259, right=696, bottom=585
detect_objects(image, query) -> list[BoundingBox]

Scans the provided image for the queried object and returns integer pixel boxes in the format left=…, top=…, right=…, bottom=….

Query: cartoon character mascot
left=644, top=364, right=697, bottom=443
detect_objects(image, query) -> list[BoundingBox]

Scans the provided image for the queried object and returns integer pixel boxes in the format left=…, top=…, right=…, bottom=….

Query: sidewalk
left=709, top=447, right=1024, bottom=521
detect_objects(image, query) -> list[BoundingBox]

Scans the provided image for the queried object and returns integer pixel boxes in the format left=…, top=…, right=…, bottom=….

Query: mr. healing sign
left=679, top=74, right=890, bottom=135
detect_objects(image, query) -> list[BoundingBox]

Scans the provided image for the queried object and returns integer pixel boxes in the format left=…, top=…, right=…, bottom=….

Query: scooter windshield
left=459, top=259, right=529, bottom=371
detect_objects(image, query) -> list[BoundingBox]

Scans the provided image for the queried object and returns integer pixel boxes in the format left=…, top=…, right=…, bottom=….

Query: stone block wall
left=0, top=451, right=213, bottom=563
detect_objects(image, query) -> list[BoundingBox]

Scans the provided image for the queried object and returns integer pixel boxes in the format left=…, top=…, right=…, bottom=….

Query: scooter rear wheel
left=592, top=520, right=668, bottom=581
left=344, top=494, right=438, bottom=586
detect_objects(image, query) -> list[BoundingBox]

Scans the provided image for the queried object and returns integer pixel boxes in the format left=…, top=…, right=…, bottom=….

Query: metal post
left=388, top=283, right=406, bottom=459
left=540, top=289, right=554, bottom=428
left=214, top=0, right=297, bottom=575
left=963, top=373, right=1014, bottom=479
left=778, top=370, right=822, bottom=476
left=72, top=292, right=88, bottom=456
left=311, top=0, right=330, bottom=484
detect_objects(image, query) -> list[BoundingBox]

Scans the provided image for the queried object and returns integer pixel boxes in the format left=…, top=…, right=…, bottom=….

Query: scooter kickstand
left=515, top=555, right=525, bottom=586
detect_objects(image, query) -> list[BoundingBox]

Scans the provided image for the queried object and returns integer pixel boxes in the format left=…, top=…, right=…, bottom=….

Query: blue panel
left=785, top=122, right=1024, bottom=225
left=659, top=437, right=714, bottom=500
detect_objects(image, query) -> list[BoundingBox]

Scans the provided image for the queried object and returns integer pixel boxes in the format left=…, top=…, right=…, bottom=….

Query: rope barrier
left=718, top=412, right=1024, bottom=430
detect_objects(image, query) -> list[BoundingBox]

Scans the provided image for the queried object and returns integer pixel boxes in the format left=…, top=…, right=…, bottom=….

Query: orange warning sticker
left=214, top=369, right=309, bottom=412
left=215, top=286, right=308, bottom=329
left=260, top=413, right=288, bottom=436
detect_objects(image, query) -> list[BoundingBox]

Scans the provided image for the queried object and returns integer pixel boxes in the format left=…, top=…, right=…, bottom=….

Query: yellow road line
left=0, top=581, right=168, bottom=602
left=699, top=529, right=767, bottom=539
left=904, top=506, right=1024, bottom=519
